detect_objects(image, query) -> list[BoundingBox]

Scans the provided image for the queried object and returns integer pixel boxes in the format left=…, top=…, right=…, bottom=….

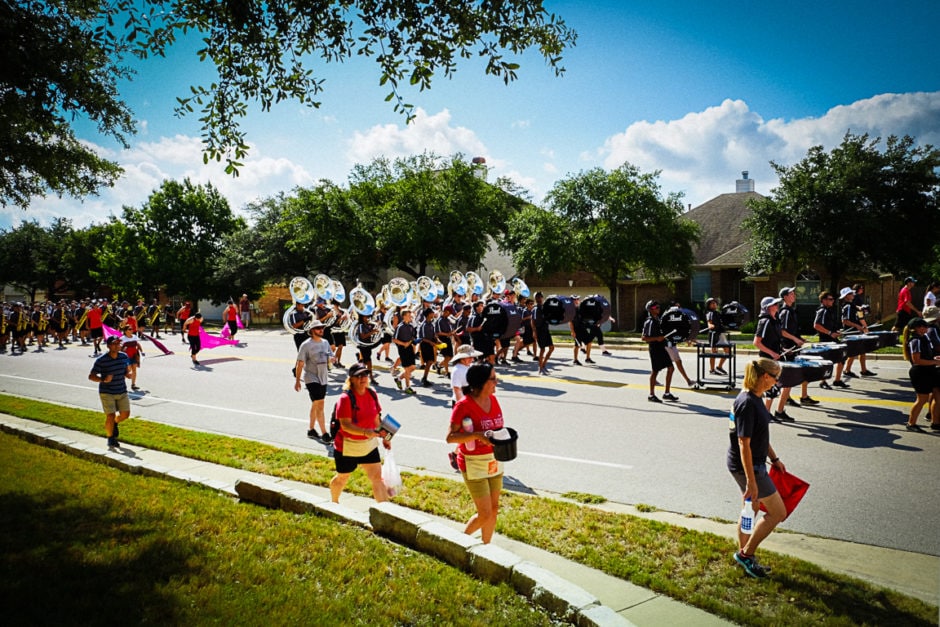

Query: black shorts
left=649, top=343, right=672, bottom=372
left=897, top=310, right=914, bottom=330
left=334, top=446, right=381, bottom=474
left=305, top=381, right=327, bottom=401
left=909, top=365, right=940, bottom=394
left=189, top=335, right=201, bottom=354
left=357, top=346, right=373, bottom=363
left=536, top=328, right=553, bottom=348
left=332, top=330, right=346, bottom=347
left=227, top=320, right=237, bottom=335
left=439, top=339, right=453, bottom=358
left=397, top=344, right=416, bottom=368
left=419, top=342, right=435, bottom=363
left=90, top=327, right=104, bottom=339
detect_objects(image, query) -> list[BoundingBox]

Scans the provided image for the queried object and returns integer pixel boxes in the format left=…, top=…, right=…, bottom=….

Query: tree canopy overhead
left=3, top=0, right=576, bottom=207
left=744, top=133, right=940, bottom=291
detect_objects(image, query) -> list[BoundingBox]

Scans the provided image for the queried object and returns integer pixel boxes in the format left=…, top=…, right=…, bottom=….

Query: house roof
left=684, top=191, right=764, bottom=267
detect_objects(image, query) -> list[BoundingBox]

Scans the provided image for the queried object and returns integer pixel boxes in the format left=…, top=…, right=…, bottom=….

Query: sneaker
left=734, top=552, right=769, bottom=579
left=709, top=370, right=718, bottom=375
left=843, top=370, right=857, bottom=378
left=906, top=423, right=925, bottom=432
left=860, top=370, right=877, bottom=377
left=602, top=350, right=612, bottom=356
left=393, top=377, right=402, bottom=390
left=532, top=355, right=540, bottom=361
left=107, top=436, right=118, bottom=448
left=715, top=367, right=728, bottom=375
left=773, top=411, right=795, bottom=422
left=307, top=429, right=321, bottom=439
left=404, top=387, right=416, bottom=395
left=786, top=397, right=800, bottom=408
left=193, top=360, right=200, bottom=366
left=648, top=395, right=662, bottom=403
left=572, top=359, right=582, bottom=365
left=448, top=451, right=459, bottom=470
left=421, top=379, right=432, bottom=387
left=131, top=385, right=140, bottom=391
left=800, top=396, right=820, bottom=406
left=384, top=357, right=392, bottom=363
left=585, top=358, right=595, bottom=364
left=511, top=356, right=522, bottom=363
left=931, top=423, right=940, bottom=431
left=819, top=381, right=832, bottom=390
left=319, top=432, right=333, bottom=444
left=833, top=380, right=849, bottom=388
left=662, top=392, right=679, bottom=402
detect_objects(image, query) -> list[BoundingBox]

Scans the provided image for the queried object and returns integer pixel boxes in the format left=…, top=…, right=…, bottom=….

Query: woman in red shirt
left=182, top=312, right=203, bottom=366
left=446, top=362, right=505, bottom=544
left=329, top=363, right=390, bottom=503
left=223, top=299, right=239, bottom=339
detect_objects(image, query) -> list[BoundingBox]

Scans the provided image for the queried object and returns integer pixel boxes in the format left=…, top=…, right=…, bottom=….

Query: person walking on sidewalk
left=446, top=362, right=505, bottom=544
left=88, top=335, right=131, bottom=448
left=728, top=358, right=789, bottom=578
left=329, top=363, right=390, bottom=503
left=294, top=320, right=332, bottom=442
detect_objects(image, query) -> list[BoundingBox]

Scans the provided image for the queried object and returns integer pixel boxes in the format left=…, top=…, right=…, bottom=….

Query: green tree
left=745, top=133, right=940, bottom=292
left=0, top=220, right=51, bottom=302
left=509, top=163, right=698, bottom=328
left=0, top=0, right=131, bottom=208
left=104, top=179, right=243, bottom=302
left=349, top=153, right=523, bottom=278
left=5, top=1, right=575, bottom=206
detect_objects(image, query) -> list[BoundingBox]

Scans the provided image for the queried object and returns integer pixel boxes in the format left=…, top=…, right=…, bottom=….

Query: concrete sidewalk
left=2, top=414, right=936, bottom=624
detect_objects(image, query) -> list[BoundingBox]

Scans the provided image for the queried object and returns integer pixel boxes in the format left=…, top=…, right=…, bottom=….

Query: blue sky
left=6, top=0, right=940, bottom=230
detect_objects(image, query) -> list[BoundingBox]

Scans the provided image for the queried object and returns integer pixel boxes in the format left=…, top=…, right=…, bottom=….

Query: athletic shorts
left=397, top=344, right=416, bottom=368
left=729, top=464, right=778, bottom=499
left=649, top=344, right=672, bottom=372
left=909, top=365, right=940, bottom=394
left=419, top=342, right=435, bottom=363
left=90, top=327, right=104, bottom=339
left=709, top=332, right=729, bottom=349
left=99, top=392, right=130, bottom=415
left=189, top=335, right=201, bottom=354
left=334, top=446, right=381, bottom=474
left=227, top=320, right=237, bottom=335
left=305, top=381, right=327, bottom=401
left=536, top=328, right=553, bottom=348
left=358, top=346, right=373, bottom=363
left=332, top=330, right=346, bottom=347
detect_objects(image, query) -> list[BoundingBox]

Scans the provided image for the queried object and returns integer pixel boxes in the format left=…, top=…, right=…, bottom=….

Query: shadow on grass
left=0, top=492, right=195, bottom=625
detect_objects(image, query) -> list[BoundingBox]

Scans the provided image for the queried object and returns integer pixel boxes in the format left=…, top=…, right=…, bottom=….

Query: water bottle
left=462, top=417, right=476, bottom=451
left=740, top=498, right=755, bottom=534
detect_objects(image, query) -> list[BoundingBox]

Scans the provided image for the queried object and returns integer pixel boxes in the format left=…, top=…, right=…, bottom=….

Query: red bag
left=759, top=466, right=810, bottom=519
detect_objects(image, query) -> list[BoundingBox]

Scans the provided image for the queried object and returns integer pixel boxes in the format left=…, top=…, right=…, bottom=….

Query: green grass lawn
left=1, top=394, right=935, bottom=625
left=0, top=433, right=553, bottom=626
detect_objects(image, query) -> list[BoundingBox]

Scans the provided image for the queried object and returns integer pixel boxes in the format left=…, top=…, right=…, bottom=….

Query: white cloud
left=598, top=91, right=940, bottom=208
left=345, top=108, right=489, bottom=167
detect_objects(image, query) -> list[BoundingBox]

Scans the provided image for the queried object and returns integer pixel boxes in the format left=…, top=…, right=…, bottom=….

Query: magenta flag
left=199, top=327, right=238, bottom=349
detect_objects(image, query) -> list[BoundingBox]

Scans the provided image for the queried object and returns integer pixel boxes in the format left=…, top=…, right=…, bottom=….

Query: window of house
left=691, top=270, right=711, bottom=304
left=793, top=270, right=821, bottom=304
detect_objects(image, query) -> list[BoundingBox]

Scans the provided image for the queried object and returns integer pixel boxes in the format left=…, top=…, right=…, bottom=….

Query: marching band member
left=468, top=300, right=494, bottom=365
left=392, top=308, right=418, bottom=395
left=510, top=297, right=535, bottom=363
left=813, top=291, right=848, bottom=390
left=222, top=298, right=239, bottom=340
left=435, top=305, right=457, bottom=376
left=329, top=301, right=348, bottom=368
left=531, top=292, right=554, bottom=375
left=289, top=301, right=313, bottom=351
left=147, top=299, right=162, bottom=338
left=418, top=307, right=438, bottom=387
left=841, top=287, right=875, bottom=378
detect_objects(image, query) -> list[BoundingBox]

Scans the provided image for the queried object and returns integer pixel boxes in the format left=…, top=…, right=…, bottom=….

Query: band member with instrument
left=147, top=299, right=162, bottom=339
left=840, top=287, right=875, bottom=378
left=418, top=307, right=438, bottom=387
left=435, top=305, right=457, bottom=376
left=510, top=298, right=535, bottom=363
left=531, top=292, right=554, bottom=375
left=329, top=301, right=348, bottom=368
left=392, top=309, right=418, bottom=395
left=777, top=287, right=817, bottom=410
left=289, top=302, right=313, bottom=350
left=813, top=291, right=848, bottom=390
left=355, top=314, right=380, bottom=381
left=902, top=318, right=940, bottom=432
left=468, top=300, right=494, bottom=365
left=642, top=300, right=677, bottom=403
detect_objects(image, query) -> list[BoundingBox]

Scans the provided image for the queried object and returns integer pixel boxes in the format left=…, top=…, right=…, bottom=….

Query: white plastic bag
left=382, top=450, right=403, bottom=497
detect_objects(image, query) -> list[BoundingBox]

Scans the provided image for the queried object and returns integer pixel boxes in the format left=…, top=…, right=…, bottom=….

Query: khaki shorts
left=461, top=472, right=503, bottom=499
left=99, top=392, right=130, bottom=415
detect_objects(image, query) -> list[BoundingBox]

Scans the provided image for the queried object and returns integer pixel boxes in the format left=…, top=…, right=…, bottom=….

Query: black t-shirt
left=727, top=390, right=772, bottom=472
left=779, top=305, right=801, bottom=351
left=754, top=313, right=782, bottom=356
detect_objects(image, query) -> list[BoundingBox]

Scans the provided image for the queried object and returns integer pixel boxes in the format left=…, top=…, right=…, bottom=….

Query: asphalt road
left=2, top=328, right=937, bottom=557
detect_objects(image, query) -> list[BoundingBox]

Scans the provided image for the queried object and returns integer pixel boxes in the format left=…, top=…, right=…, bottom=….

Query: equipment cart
left=696, top=342, right=736, bottom=390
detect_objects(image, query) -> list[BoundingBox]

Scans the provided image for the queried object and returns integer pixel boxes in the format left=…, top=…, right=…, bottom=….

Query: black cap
left=348, top=362, right=370, bottom=378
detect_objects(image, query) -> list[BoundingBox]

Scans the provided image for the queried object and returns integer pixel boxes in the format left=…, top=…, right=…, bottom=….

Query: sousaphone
left=511, top=276, right=530, bottom=298
left=288, top=276, right=315, bottom=305
left=465, top=271, right=484, bottom=297
left=313, top=274, right=334, bottom=303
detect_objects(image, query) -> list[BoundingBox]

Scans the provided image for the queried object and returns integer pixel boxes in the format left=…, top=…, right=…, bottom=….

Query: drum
left=578, top=295, right=611, bottom=326
left=543, top=295, right=576, bottom=325
left=802, top=343, right=847, bottom=363
left=870, top=330, right=899, bottom=348
left=792, top=358, right=833, bottom=382
left=482, top=301, right=522, bottom=340
left=844, top=334, right=880, bottom=357
left=777, top=362, right=806, bottom=388
left=720, top=302, right=750, bottom=330
left=661, top=307, right=699, bottom=342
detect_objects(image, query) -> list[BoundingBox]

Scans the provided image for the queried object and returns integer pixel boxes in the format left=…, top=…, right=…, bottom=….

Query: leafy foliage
left=507, top=163, right=699, bottom=327
left=744, top=133, right=940, bottom=291
left=3, top=1, right=575, bottom=206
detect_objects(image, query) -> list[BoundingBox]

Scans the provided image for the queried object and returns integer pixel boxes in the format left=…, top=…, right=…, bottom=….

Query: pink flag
left=199, top=327, right=238, bottom=349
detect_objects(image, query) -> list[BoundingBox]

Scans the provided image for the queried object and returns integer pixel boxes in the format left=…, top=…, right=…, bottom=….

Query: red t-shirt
left=187, top=318, right=202, bottom=337
left=87, top=307, right=103, bottom=329
left=450, top=395, right=504, bottom=472
left=225, top=305, right=237, bottom=321
left=334, top=390, right=381, bottom=453
left=897, top=285, right=913, bottom=313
